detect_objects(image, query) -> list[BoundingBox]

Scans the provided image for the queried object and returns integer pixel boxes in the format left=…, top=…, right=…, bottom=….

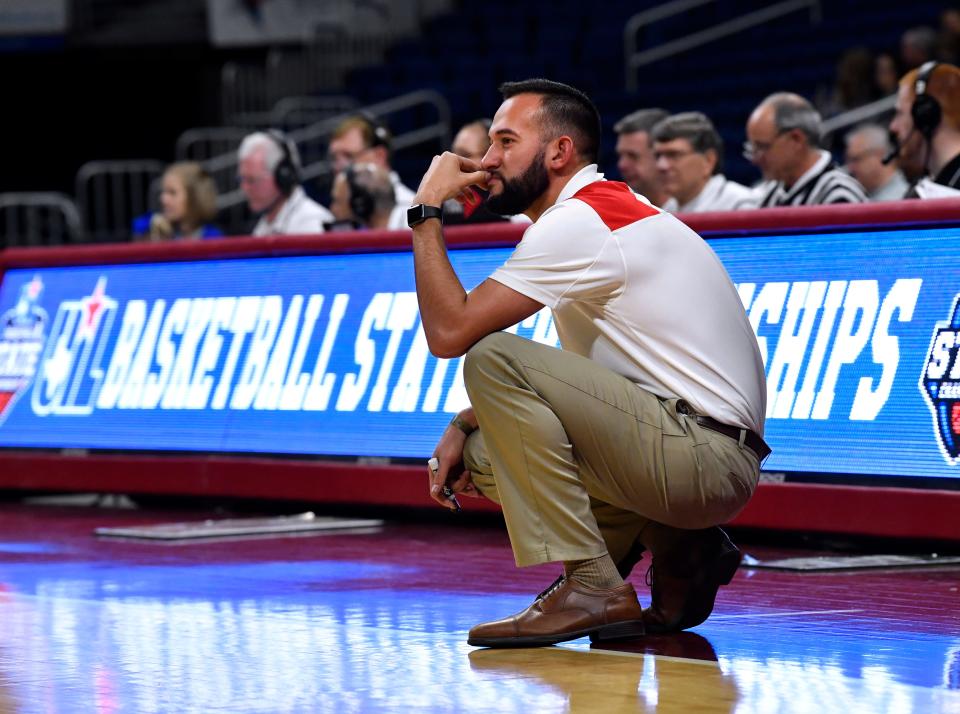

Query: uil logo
left=920, top=295, right=960, bottom=464
left=31, top=276, right=117, bottom=417
left=0, top=276, right=48, bottom=425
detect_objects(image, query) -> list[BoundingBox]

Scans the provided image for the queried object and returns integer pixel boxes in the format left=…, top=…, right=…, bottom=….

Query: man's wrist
left=413, top=192, right=443, bottom=207
left=450, top=414, right=476, bottom=437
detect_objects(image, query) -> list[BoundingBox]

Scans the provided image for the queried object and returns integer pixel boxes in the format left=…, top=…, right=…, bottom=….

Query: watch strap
left=407, top=204, right=443, bottom=228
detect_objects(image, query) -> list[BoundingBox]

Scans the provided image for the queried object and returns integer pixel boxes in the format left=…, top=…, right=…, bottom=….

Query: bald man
left=745, top=92, right=866, bottom=206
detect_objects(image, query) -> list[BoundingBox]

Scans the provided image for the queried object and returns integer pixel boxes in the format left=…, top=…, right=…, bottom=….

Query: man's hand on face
left=414, top=152, right=490, bottom=207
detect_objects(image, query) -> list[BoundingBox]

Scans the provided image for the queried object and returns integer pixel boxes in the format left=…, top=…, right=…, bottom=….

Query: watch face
left=407, top=205, right=424, bottom=227
left=407, top=205, right=441, bottom=228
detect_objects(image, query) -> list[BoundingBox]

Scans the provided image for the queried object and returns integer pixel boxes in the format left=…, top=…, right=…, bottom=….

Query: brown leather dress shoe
left=642, top=526, right=741, bottom=633
left=468, top=578, right=645, bottom=648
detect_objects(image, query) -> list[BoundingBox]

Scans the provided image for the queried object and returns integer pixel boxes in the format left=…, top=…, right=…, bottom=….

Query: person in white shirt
left=843, top=124, right=910, bottom=201
left=329, top=163, right=406, bottom=231
left=652, top=112, right=754, bottom=212
left=613, top=107, right=670, bottom=207
left=409, top=79, right=768, bottom=648
left=326, top=115, right=416, bottom=208
left=237, top=130, right=334, bottom=236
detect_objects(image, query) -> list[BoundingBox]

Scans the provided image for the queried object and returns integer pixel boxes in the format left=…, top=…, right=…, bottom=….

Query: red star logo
left=26, top=275, right=43, bottom=300
left=78, top=277, right=107, bottom=341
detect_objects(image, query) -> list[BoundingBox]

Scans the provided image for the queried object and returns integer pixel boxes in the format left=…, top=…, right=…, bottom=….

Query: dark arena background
left=2, top=2, right=960, bottom=712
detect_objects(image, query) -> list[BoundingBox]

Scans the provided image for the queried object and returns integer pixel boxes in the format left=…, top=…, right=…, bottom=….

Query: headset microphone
left=881, top=133, right=902, bottom=165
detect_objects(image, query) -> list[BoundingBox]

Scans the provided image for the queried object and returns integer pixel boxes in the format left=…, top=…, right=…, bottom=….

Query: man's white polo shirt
left=491, top=165, right=766, bottom=434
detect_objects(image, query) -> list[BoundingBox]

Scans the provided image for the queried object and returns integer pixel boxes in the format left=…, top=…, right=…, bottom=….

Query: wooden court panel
left=0, top=502, right=958, bottom=713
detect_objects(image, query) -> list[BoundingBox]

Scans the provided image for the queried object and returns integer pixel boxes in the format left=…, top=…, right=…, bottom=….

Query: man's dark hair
left=499, top=79, right=601, bottom=164
left=613, top=108, right=669, bottom=136
left=652, top=112, right=725, bottom=175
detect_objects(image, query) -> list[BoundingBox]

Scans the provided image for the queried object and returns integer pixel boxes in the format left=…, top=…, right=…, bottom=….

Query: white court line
left=710, top=608, right=865, bottom=620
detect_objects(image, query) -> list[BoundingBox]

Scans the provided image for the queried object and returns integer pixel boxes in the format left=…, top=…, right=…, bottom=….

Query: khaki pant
left=462, top=332, right=760, bottom=568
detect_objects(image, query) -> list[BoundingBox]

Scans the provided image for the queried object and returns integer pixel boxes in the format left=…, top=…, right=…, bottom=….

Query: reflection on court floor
left=0, top=503, right=958, bottom=713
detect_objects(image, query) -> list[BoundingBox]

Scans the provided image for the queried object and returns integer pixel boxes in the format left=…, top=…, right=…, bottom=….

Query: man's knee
left=463, top=332, right=519, bottom=386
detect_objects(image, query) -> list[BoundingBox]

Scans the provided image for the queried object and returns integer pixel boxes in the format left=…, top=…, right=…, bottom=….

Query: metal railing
left=269, top=95, right=360, bottom=130
left=75, top=160, right=164, bottom=243
left=821, top=94, right=898, bottom=145
left=175, top=127, right=253, bottom=165
left=625, top=0, right=821, bottom=92
left=174, top=97, right=359, bottom=165
left=61, top=91, right=448, bottom=243
left=0, top=193, right=85, bottom=248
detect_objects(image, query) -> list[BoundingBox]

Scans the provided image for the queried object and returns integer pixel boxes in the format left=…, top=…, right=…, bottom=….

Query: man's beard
left=486, top=148, right=549, bottom=215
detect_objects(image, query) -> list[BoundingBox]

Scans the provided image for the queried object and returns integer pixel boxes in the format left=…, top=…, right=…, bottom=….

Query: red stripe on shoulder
left=570, top=181, right=659, bottom=231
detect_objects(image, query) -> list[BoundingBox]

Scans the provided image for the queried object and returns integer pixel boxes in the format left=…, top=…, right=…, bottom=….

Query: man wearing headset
left=327, top=115, right=417, bottom=209
left=329, top=163, right=404, bottom=231
left=889, top=61, right=960, bottom=198
left=237, top=130, right=334, bottom=236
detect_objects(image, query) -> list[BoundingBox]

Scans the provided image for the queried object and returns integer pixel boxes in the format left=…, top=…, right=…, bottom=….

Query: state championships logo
left=0, top=275, right=48, bottom=425
left=920, top=294, right=960, bottom=464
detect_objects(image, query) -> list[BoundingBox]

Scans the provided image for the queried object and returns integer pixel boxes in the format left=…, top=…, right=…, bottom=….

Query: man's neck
left=866, top=165, right=898, bottom=194
left=648, top=188, right=671, bottom=207
left=930, top=130, right=960, bottom=177
left=265, top=194, right=290, bottom=223
left=782, top=148, right=821, bottom=190
left=676, top=177, right=710, bottom=207
left=524, top=162, right=590, bottom=222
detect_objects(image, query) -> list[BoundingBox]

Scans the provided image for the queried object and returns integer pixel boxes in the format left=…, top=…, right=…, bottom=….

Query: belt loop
left=738, top=429, right=747, bottom=449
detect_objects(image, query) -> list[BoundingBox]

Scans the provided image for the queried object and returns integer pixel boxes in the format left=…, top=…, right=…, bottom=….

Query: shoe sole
left=674, top=538, right=742, bottom=631
left=468, top=619, right=646, bottom=648
left=644, top=530, right=743, bottom=634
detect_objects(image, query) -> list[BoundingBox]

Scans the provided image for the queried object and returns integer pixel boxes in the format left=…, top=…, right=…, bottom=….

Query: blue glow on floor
left=0, top=541, right=61, bottom=554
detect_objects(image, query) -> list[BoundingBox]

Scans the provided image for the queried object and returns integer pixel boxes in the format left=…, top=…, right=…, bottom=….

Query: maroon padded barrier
left=2, top=197, right=960, bottom=540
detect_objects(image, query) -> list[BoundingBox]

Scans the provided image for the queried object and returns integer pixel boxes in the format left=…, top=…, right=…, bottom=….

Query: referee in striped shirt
left=745, top=92, right=867, bottom=207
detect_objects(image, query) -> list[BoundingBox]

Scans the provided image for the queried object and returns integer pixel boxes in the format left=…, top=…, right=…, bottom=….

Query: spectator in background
left=937, top=6, right=960, bottom=63
left=844, top=124, right=909, bottom=201
left=652, top=112, right=753, bottom=213
left=445, top=118, right=508, bottom=225
left=132, top=162, right=222, bottom=242
left=238, top=130, right=333, bottom=235
left=745, top=92, right=867, bottom=206
left=901, top=26, right=937, bottom=71
left=875, top=51, right=903, bottom=96
left=327, top=115, right=416, bottom=209
left=329, top=163, right=404, bottom=230
left=890, top=62, right=960, bottom=197
left=818, top=47, right=880, bottom=118
left=452, top=119, right=492, bottom=163
left=613, top=108, right=670, bottom=206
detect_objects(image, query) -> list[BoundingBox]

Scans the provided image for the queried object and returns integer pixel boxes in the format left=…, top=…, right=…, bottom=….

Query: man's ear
left=704, top=148, right=719, bottom=175
left=548, top=135, right=576, bottom=170
left=371, top=145, right=389, bottom=167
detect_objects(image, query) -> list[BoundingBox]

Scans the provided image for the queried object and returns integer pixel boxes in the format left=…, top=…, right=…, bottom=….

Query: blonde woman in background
left=133, top=162, right=223, bottom=241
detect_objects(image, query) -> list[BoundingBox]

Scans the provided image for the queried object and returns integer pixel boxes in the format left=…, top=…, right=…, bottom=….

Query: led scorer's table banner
left=1, top=226, right=959, bottom=482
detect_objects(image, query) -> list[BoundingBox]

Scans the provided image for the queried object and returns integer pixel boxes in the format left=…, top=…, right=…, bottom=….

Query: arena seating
left=346, top=0, right=945, bottom=186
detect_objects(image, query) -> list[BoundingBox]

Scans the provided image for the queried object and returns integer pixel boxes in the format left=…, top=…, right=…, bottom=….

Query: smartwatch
left=407, top=204, right=443, bottom=228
